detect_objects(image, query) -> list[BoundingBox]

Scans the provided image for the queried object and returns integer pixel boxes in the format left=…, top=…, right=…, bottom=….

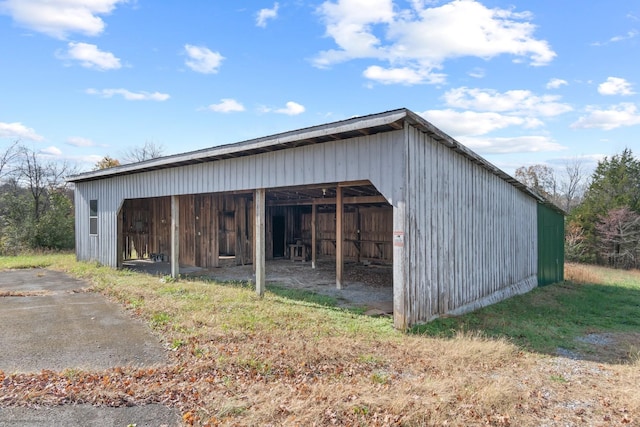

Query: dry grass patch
left=2, top=256, right=640, bottom=425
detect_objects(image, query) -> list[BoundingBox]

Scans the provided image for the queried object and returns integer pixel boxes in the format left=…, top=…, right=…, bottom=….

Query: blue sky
left=1, top=0, right=639, bottom=175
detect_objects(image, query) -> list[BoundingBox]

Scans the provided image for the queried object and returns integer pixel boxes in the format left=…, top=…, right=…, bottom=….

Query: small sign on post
left=393, top=231, right=404, bottom=248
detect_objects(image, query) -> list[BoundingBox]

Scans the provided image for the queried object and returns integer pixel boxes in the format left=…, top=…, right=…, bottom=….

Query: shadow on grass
left=266, top=284, right=339, bottom=307
left=184, top=275, right=340, bottom=308
left=411, top=280, right=640, bottom=364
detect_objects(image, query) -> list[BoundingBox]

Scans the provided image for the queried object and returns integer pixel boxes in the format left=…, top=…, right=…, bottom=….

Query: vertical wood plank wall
left=120, top=194, right=252, bottom=268
left=402, top=126, right=538, bottom=324
left=260, top=205, right=394, bottom=262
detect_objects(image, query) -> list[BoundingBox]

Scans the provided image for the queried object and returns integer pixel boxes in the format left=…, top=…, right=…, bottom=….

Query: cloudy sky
left=1, top=0, right=639, bottom=174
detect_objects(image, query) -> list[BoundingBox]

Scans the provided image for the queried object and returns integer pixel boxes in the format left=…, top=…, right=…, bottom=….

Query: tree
left=570, top=148, right=640, bottom=265
left=582, top=148, right=640, bottom=214
left=94, top=156, right=121, bottom=170
left=122, top=140, right=164, bottom=163
left=15, top=146, right=74, bottom=220
left=595, top=207, right=640, bottom=269
left=34, top=190, right=75, bottom=250
left=0, top=181, right=35, bottom=254
left=0, top=140, right=20, bottom=180
left=559, top=158, right=589, bottom=213
left=565, top=220, right=588, bottom=263
left=515, top=164, right=558, bottom=200
left=0, top=146, right=77, bottom=253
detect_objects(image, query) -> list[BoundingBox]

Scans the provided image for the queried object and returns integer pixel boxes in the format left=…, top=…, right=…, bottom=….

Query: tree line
left=516, top=148, right=640, bottom=270
left=0, top=142, right=76, bottom=254
left=0, top=141, right=164, bottom=255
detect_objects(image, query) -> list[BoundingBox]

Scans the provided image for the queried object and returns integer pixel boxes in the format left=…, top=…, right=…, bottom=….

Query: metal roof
left=67, top=107, right=563, bottom=214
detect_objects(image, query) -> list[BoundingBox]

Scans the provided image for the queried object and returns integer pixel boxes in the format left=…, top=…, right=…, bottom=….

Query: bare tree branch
left=560, top=158, right=589, bottom=213
left=121, top=140, right=164, bottom=164
left=0, top=140, right=20, bottom=180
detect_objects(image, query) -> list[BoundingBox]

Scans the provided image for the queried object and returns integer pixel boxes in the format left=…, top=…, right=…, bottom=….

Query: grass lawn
left=1, top=254, right=639, bottom=426
left=414, top=263, right=640, bottom=358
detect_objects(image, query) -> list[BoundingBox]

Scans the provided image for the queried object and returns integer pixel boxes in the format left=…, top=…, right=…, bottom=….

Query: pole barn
left=68, top=108, right=564, bottom=329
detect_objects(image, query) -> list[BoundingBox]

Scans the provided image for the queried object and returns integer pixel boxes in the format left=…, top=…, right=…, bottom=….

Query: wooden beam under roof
left=266, top=195, right=388, bottom=207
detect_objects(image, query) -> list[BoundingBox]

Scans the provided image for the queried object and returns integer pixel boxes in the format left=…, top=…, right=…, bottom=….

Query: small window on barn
left=89, top=200, right=98, bottom=235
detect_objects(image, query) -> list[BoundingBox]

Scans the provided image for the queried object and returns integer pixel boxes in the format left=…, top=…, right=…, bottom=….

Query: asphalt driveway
left=0, top=268, right=181, bottom=426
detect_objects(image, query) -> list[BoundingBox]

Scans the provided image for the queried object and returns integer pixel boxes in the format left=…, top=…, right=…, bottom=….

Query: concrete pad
left=0, top=269, right=181, bottom=426
left=0, top=404, right=181, bottom=427
left=0, top=269, right=169, bottom=373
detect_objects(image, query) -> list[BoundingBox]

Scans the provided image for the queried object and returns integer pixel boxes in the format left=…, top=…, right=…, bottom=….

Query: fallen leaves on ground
left=1, top=334, right=639, bottom=426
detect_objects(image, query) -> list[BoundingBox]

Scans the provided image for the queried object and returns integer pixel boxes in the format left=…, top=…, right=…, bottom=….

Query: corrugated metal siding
left=75, top=131, right=405, bottom=266
left=402, top=125, right=538, bottom=324
left=537, top=203, right=565, bottom=286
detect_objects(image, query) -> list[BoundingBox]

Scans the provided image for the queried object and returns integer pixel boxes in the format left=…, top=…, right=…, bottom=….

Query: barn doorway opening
left=272, top=215, right=286, bottom=258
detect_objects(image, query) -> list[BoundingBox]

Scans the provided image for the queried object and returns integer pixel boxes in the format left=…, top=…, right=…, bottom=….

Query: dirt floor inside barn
left=123, top=258, right=395, bottom=315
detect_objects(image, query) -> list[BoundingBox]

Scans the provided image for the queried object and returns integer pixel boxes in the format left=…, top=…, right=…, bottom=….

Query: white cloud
left=184, top=44, right=224, bottom=74
left=0, top=121, right=44, bottom=141
left=207, top=99, right=245, bottom=113
left=420, top=109, right=542, bottom=136
left=610, top=30, right=638, bottom=42
left=61, top=42, right=121, bottom=70
left=315, top=0, right=394, bottom=67
left=256, top=2, right=279, bottom=28
left=0, top=0, right=126, bottom=39
left=67, top=136, right=96, bottom=147
left=363, top=65, right=445, bottom=85
left=262, top=101, right=306, bottom=115
left=571, top=103, right=640, bottom=130
left=276, top=101, right=305, bottom=115
left=545, top=153, right=606, bottom=167
left=86, top=88, right=170, bottom=101
left=443, top=87, right=573, bottom=117
left=592, top=29, right=638, bottom=46
left=40, top=146, right=62, bottom=156
left=546, top=78, right=568, bottom=89
left=598, top=77, right=635, bottom=96
left=314, top=0, right=555, bottom=85
left=467, top=67, right=485, bottom=79
left=459, top=135, right=566, bottom=154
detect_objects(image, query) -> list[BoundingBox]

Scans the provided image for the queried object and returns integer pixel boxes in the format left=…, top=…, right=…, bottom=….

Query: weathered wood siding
left=121, top=197, right=171, bottom=260
left=261, top=204, right=393, bottom=262
left=300, top=207, right=393, bottom=262
left=400, top=125, right=537, bottom=324
left=74, top=131, right=405, bottom=266
left=119, top=194, right=253, bottom=268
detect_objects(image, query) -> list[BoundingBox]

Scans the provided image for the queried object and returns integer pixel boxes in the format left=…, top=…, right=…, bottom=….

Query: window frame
left=89, top=199, right=98, bottom=235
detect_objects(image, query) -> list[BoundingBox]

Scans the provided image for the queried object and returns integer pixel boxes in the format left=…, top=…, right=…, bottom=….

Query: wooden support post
left=311, top=203, right=317, bottom=269
left=116, top=201, right=124, bottom=268
left=255, top=188, right=266, bottom=297
left=356, top=206, right=361, bottom=264
left=336, top=186, right=343, bottom=289
left=235, top=196, right=246, bottom=266
left=212, top=195, right=219, bottom=268
left=170, top=195, right=180, bottom=279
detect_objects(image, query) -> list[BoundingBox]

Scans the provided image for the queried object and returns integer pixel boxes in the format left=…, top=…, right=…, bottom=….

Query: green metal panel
left=537, top=203, right=565, bottom=286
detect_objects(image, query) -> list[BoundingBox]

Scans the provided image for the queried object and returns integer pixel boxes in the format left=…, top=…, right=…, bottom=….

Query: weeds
left=151, top=312, right=171, bottom=328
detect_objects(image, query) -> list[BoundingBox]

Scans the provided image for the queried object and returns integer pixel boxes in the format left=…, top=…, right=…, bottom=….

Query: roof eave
left=67, top=108, right=409, bottom=183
